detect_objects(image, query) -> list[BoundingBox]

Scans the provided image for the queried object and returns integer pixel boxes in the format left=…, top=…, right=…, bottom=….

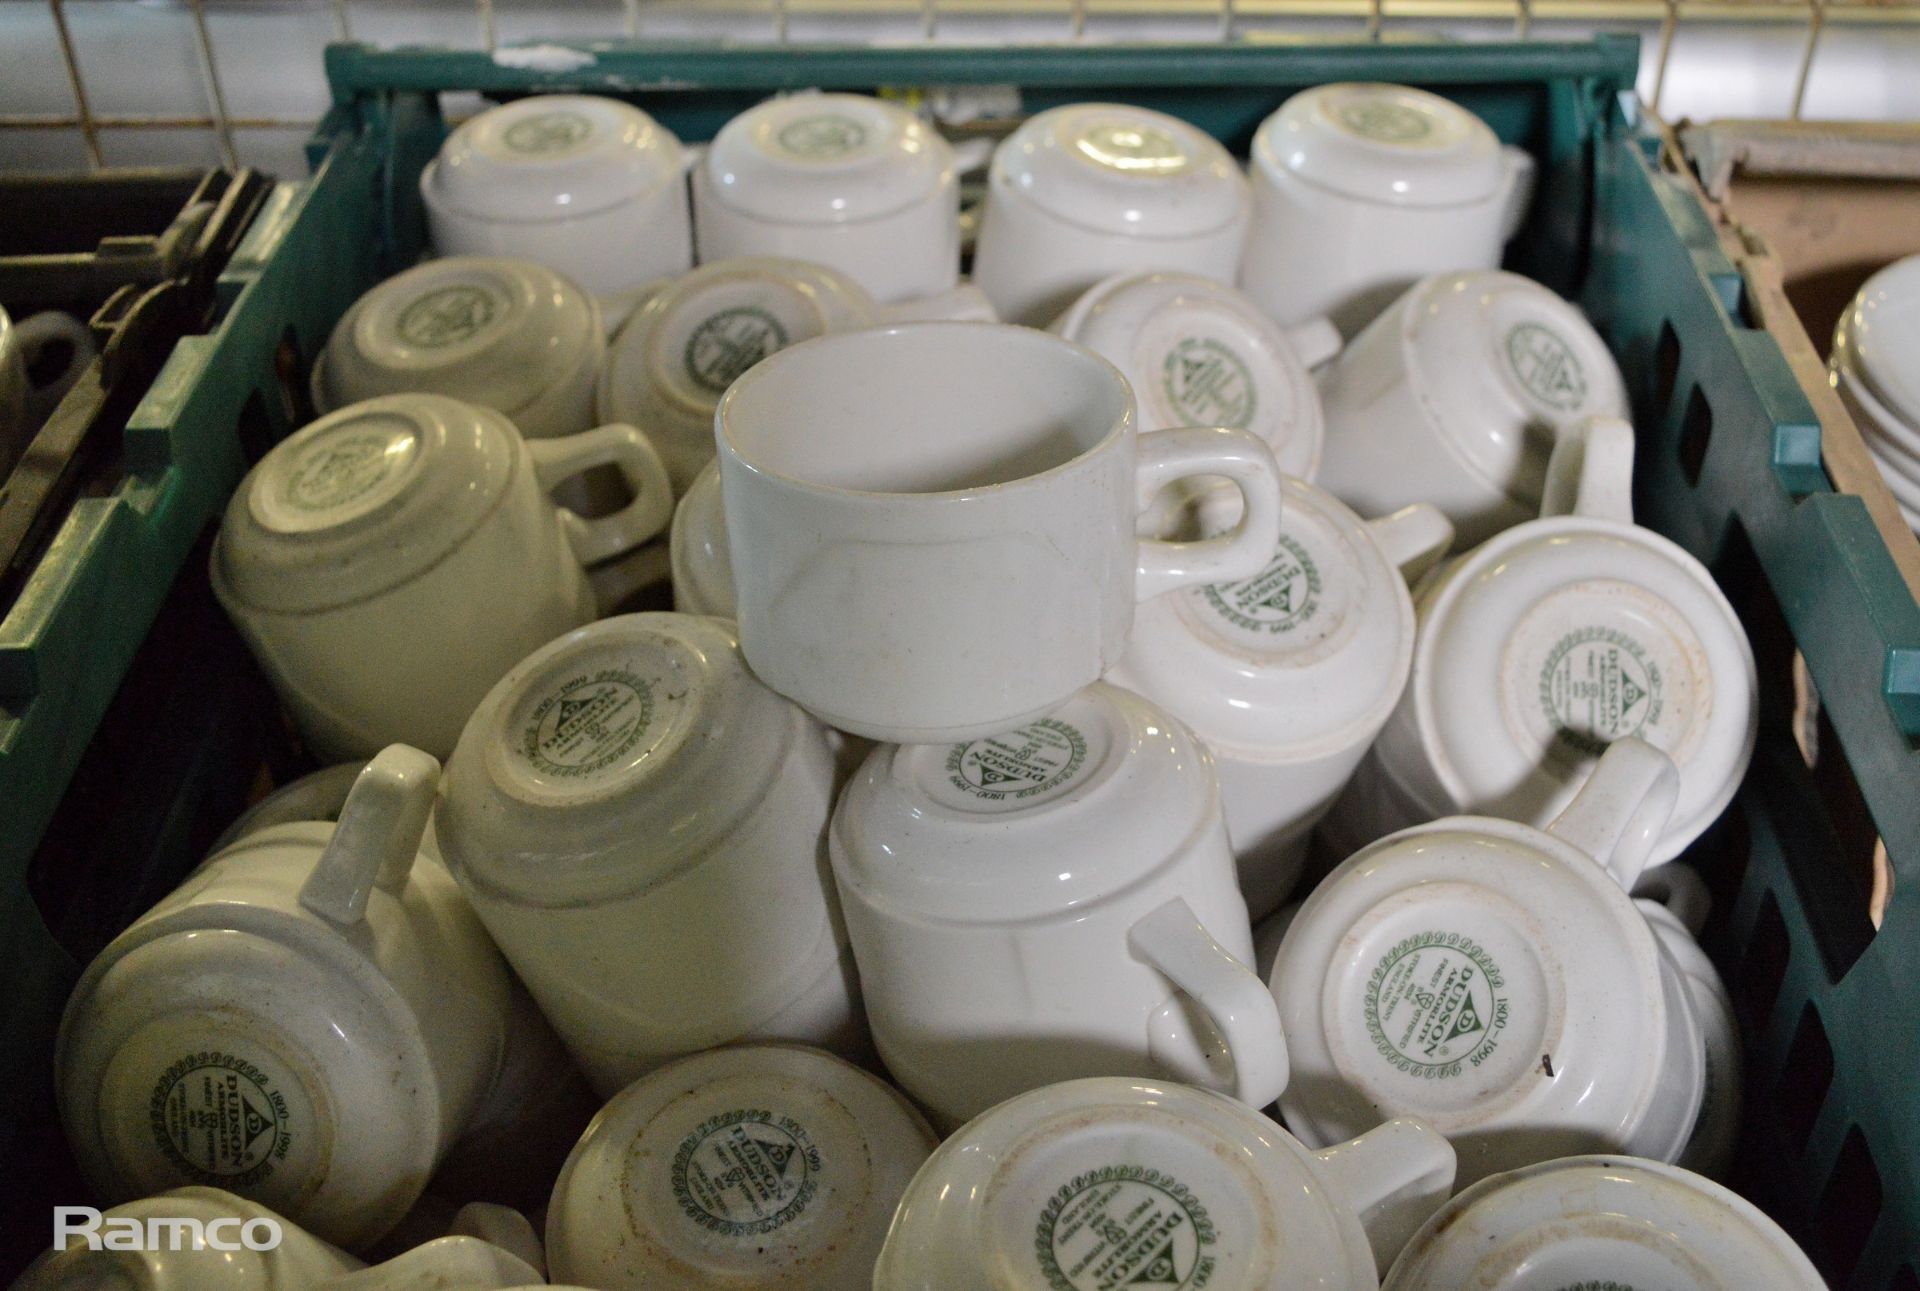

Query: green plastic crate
left=3, top=33, right=1917, bottom=1287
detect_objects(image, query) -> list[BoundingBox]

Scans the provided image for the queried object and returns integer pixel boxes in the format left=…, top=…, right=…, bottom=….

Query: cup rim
left=715, top=321, right=1135, bottom=502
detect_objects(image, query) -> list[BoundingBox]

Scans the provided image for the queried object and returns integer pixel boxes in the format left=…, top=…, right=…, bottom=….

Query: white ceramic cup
left=14, top=1187, right=362, bottom=1290
left=1636, top=881, right=1742, bottom=1181
left=716, top=321, right=1285, bottom=744
left=1272, top=737, right=1709, bottom=1188
left=421, top=94, right=693, bottom=299
left=693, top=93, right=959, bottom=305
left=1051, top=270, right=1340, bottom=484
left=1344, top=416, right=1758, bottom=864
left=831, top=682, right=1286, bottom=1129
left=1109, top=484, right=1454, bottom=919
left=669, top=460, right=735, bottom=617
left=212, top=393, right=672, bottom=761
left=1314, top=269, right=1630, bottom=546
left=1240, top=83, right=1537, bottom=337
left=597, top=257, right=993, bottom=496
left=1383, top=1155, right=1823, bottom=1289
left=546, top=1044, right=935, bottom=1290
left=875, top=1078, right=1456, bottom=1290
left=313, top=1236, right=544, bottom=1290
left=1831, top=253, right=1920, bottom=529
left=435, top=613, right=864, bottom=1097
left=973, top=103, right=1252, bottom=326
left=57, top=749, right=523, bottom=1249
left=0, top=305, right=95, bottom=475
left=310, top=256, right=603, bottom=442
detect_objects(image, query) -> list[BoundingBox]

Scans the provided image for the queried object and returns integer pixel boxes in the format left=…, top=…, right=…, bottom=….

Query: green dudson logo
left=1161, top=337, right=1255, bottom=430
left=520, top=668, right=655, bottom=779
left=1538, top=626, right=1663, bottom=759
left=283, top=432, right=402, bottom=512
left=502, top=110, right=593, bottom=155
left=1198, top=534, right=1321, bottom=637
left=149, top=1051, right=293, bottom=1189
left=1336, top=99, right=1433, bottom=143
left=1364, top=930, right=1510, bottom=1079
left=775, top=113, right=870, bottom=158
left=684, top=307, right=791, bottom=395
left=945, top=718, right=1088, bottom=803
left=396, top=285, right=500, bottom=349
left=1503, top=322, right=1590, bottom=413
left=1034, top=1165, right=1217, bottom=1291
left=671, top=1109, right=822, bottom=1238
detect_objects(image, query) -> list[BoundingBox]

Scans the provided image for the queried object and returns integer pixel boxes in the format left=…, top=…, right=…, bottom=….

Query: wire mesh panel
left=1, top=0, right=1919, bottom=176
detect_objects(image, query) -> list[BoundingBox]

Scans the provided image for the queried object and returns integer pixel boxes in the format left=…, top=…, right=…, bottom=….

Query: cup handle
left=1133, top=426, right=1284, bottom=601
left=1281, top=315, right=1344, bottom=370
left=528, top=423, right=675, bottom=566
left=1633, top=861, right=1712, bottom=936
left=298, top=744, right=441, bottom=926
left=1311, top=1118, right=1458, bottom=1274
left=1365, top=504, right=1454, bottom=587
left=1128, top=897, right=1290, bottom=1109
left=12, top=310, right=96, bottom=421
left=1498, top=144, right=1538, bottom=243
left=1539, top=415, right=1636, bottom=524
left=1545, top=737, right=1680, bottom=893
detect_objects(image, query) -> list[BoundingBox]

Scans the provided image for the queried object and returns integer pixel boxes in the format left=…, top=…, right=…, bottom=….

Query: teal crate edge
left=325, top=34, right=1642, bottom=101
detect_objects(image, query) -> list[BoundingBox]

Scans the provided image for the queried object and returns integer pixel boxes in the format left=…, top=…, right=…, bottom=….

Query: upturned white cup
left=1383, top=1156, right=1823, bottom=1289
left=1240, top=83, right=1536, bottom=337
left=211, top=393, right=672, bottom=761
left=1051, top=270, right=1340, bottom=483
left=1272, top=738, right=1709, bottom=1188
left=311, top=256, right=603, bottom=442
left=694, top=93, right=958, bottom=305
left=1636, top=876, right=1742, bottom=1181
left=1314, top=269, right=1630, bottom=546
left=670, top=460, right=735, bottom=617
left=435, top=613, right=864, bottom=1096
left=875, top=1079, right=1456, bottom=1290
left=1342, top=416, right=1758, bottom=864
left=421, top=95, right=693, bottom=299
left=597, top=256, right=993, bottom=496
left=0, top=305, right=94, bottom=474
left=716, top=322, right=1284, bottom=744
left=57, top=749, right=524, bottom=1249
left=831, top=682, right=1287, bottom=1129
left=1109, top=483, right=1454, bottom=919
left=546, top=1045, right=936, bottom=1290
left=973, top=103, right=1252, bottom=326
left=15, top=1188, right=362, bottom=1290
left=1832, top=253, right=1920, bottom=530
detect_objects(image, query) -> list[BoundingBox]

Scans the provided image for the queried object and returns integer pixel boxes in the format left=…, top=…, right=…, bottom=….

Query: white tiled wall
left=0, top=0, right=1916, bottom=179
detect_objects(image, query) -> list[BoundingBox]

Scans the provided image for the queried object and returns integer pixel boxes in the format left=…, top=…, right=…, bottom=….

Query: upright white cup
left=58, top=749, right=522, bottom=1249
left=694, top=93, right=958, bottom=304
left=831, top=682, right=1287, bottom=1129
left=1384, top=1156, right=1823, bottom=1290
left=435, top=613, right=863, bottom=1096
left=211, top=393, right=672, bottom=761
left=973, top=103, right=1252, bottom=326
left=0, top=305, right=94, bottom=475
left=1051, top=270, right=1340, bottom=483
left=1314, top=269, right=1630, bottom=546
left=716, top=322, right=1284, bottom=743
left=875, top=1079, right=1456, bottom=1290
left=1831, top=253, right=1920, bottom=529
left=1240, top=83, right=1536, bottom=336
left=14, top=1188, right=362, bottom=1290
left=311, top=256, right=603, bottom=442
left=1341, top=416, right=1758, bottom=863
left=421, top=95, right=693, bottom=299
left=1272, top=738, right=1708, bottom=1187
left=546, top=1045, right=936, bottom=1290
left=1109, top=484, right=1454, bottom=919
